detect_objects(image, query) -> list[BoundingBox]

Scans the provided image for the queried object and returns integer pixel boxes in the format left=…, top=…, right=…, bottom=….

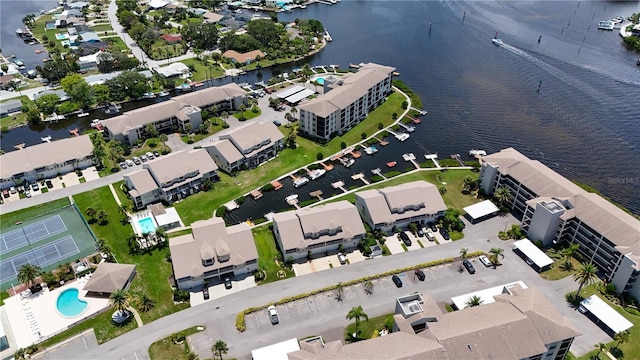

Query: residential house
left=101, top=83, right=247, bottom=146
left=205, top=121, right=284, bottom=173
left=355, top=180, right=447, bottom=234
left=272, top=201, right=366, bottom=261
left=0, top=75, right=15, bottom=90
left=123, top=149, right=218, bottom=209
left=161, top=33, right=182, bottom=44
left=77, top=51, right=101, bottom=71
left=0, top=99, right=22, bottom=118
left=0, top=135, right=95, bottom=189
left=169, top=216, right=258, bottom=290
left=203, top=11, right=224, bottom=24
left=155, top=62, right=190, bottom=78
left=298, top=63, right=395, bottom=141
left=33, top=89, right=69, bottom=102
left=222, top=49, right=265, bottom=64
left=479, top=147, right=640, bottom=301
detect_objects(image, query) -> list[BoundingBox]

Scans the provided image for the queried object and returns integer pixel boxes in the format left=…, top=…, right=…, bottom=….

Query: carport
left=285, top=88, right=315, bottom=105
left=512, top=239, right=553, bottom=272
left=251, top=338, right=300, bottom=360
left=463, top=200, right=500, bottom=223
left=276, top=85, right=305, bottom=100
left=579, top=295, right=633, bottom=334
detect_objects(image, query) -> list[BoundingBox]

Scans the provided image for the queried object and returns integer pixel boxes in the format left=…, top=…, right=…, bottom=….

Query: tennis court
left=0, top=205, right=97, bottom=290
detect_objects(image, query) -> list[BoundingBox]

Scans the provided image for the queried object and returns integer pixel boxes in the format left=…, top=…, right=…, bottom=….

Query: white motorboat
left=344, top=158, right=355, bottom=168
left=77, top=111, right=89, bottom=117
left=41, top=135, right=52, bottom=143
left=492, top=38, right=503, bottom=46
left=293, top=177, right=310, bottom=188
left=141, top=92, right=156, bottom=99
left=158, top=90, right=170, bottom=97
left=309, top=169, right=326, bottom=180
left=395, top=133, right=410, bottom=142
left=364, top=146, right=378, bottom=155
left=90, top=119, right=101, bottom=128
left=597, top=20, right=614, bottom=30
left=468, top=149, right=487, bottom=157
left=104, top=106, right=120, bottom=115
left=611, top=16, right=624, bottom=24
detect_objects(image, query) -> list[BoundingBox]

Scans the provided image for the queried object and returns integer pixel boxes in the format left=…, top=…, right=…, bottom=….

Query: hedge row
left=235, top=251, right=485, bottom=331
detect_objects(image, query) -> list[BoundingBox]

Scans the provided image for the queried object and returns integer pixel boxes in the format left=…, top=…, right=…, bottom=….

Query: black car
left=202, top=286, right=209, bottom=300
left=273, top=119, right=281, bottom=126
left=399, top=232, right=412, bottom=246
left=439, top=228, right=450, bottom=240
left=45, top=180, right=53, bottom=189
left=224, top=277, right=232, bottom=289
left=417, top=228, right=424, bottom=237
left=463, top=259, right=476, bottom=274
left=153, top=151, right=160, bottom=157
left=415, top=269, right=425, bottom=281
left=392, top=275, right=403, bottom=288
left=430, top=224, right=438, bottom=232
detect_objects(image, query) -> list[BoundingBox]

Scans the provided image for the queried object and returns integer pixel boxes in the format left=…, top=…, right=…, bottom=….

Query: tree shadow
left=609, top=347, right=624, bottom=358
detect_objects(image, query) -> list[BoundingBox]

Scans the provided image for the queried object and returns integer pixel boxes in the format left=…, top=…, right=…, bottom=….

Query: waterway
left=2, top=1, right=639, bottom=216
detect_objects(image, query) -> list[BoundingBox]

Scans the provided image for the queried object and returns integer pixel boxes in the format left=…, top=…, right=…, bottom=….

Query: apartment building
left=169, top=216, right=258, bottom=290
left=288, top=286, right=580, bottom=360
left=298, top=63, right=395, bottom=141
left=272, top=201, right=366, bottom=261
left=480, top=148, right=640, bottom=300
left=0, top=135, right=95, bottom=190
left=355, top=180, right=447, bottom=234
left=124, top=149, right=218, bottom=209
left=205, top=121, right=284, bottom=173
left=101, top=83, right=247, bottom=146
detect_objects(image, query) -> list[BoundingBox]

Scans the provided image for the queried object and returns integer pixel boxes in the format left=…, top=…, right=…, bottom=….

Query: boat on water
left=90, top=119, right=101, bottom=128
left=141, top=92, right=156, bottom=99
left=158, top=90, right=170, bottom=97
left=597, top=20, right=614, bottom=30
left=344, top=158, right=355, bottom=168
left=43, top=113, right=65, bottom=122
left=611, top=16, right=624, bottom=24
left=175, top=83, right=193, bottom=92
left=492, top=38, right=503, bottom=46
left=395, top=133, right=410, bottom=142
left=285, top=194, right=298, bottom=203
left=468, top=149, right=487, bottom=157
left=387, top=161, right=397, bottom=168
left=309, top=169, right=326, bottom=180
left=105, top=106, right=120, bottom=115
left=364, top=146, right=378, bottom=155
left=16, top=28, right=23, bottom=34
left=293, top=177, right=310, bottom=188
left=636, top=59, right=640, bottom=66
left=41, top=135, right=52, bottom=143
left=300, top=5, right=307, bottom=8
left=13, top=58, right=25, bottom=67
left=77, top=111, right=89, bottom=117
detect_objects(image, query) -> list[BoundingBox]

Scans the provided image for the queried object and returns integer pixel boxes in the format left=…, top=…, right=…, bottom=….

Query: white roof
left=251, top=338, right=300, bottom=360
left=463, top=200, right=499, bottom=220
left=156, top=62, right=189, bottom=77
left=285, top=88, right=315, bottom=104
left=276, top=85, right=305, bottom=99
left=451, top=281, right=528, bottom=310
left=154, top=207, right=181, bottom=227
left=148, top=0, right=168, bottom=9
left=512, top=239, right=554, bottom=269
left=580, top=295, right=633, bottom=333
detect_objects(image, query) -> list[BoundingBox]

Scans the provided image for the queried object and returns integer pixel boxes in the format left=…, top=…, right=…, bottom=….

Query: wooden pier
left=13, top=143, right=26, bottom=150
left=319, top=161, right=334, bottom=171
left=351, top=173, right=370, bottom=185
left=450, top=154, right=465, bottom=167
left=410, top=107, right=428, bottom=116
left=285, top=194, right=300, bottom=209
left=424, top=154, right=441, bottom=169
left=349, top=150, right=362, bottom=158
left=375, top=136, right=389, bottom=146
left=309, top=190, right=323, bottom=200
left=69, top=128, right=79, bottom=137
left=402, top=153, right=420, bottom=169
left=331, top=181, right=347, bottom=193
left=271, top=180, right=283, bottom=190
left=250, top=190, right=263, bottom=200
left=371, top=168, right=387, bottom=180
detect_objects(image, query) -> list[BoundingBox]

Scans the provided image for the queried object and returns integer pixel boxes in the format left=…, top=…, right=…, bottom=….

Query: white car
left=337, top=252, right=347, bottom=265
left=479, top=255, right=492, bottom=267
left=268, top=305, right=279, bottom=325
left=125, top=159, right=135, bottom=167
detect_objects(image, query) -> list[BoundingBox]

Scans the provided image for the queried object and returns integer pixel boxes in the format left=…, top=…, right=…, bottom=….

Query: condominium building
left=355, top=180, right=447, bottom=234
left=123, top=149, right=218, bottom=209
left=289, top=286, right=579, bottom=360
left=479, top=148, right=640, bottom=300
left=101, top=83, right=247, bottom=146
left=272, top=201, right=366, bottom=261
left=0, top=135, right=95, bottom=189
left=169, top=216, right=258, bottom=290
left=205, top=121, right=284, bottom=174
left=298, top=63, right=395, bottom=141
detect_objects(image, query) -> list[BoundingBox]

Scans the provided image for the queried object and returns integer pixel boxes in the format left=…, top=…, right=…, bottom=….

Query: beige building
left=169, top=216, right=258, bottom=290
left=479, top=148, right=640, bottom=301
left=205, top=121, right=284, bottom=173
left=124, top=149, right=218, bottom=209
left=102, top=83, right=247, bottom=146
left=355, top=180, right=447, bottom=234
left=0, top=135, right=95, bottom=190
left=298, top=63, right=395, bottom=141
left=272, top=201, right=366, bottom=261
left=289, top=286, right=580, bottom=360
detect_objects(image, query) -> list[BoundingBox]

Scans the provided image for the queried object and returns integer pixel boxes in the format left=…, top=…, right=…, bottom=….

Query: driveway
left=190, top=275, right=257, bottom=307
left=385, top=235, right=406, bottom=255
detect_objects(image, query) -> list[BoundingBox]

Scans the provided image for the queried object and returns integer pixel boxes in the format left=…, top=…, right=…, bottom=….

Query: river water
left=2, top=1, right=639, bottom=217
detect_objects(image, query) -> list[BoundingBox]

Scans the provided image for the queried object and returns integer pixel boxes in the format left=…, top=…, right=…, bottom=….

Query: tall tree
left=159, top=134, right=168, bottom=154
left=109, top=289, right=130, bottom=317
left=561, top=243, right=580, bottom=270
left=573, top=263, right=599, bottom=296
left=459, top=248, right=468, bottom=267
left=465, top=295, right=483, bottom=307
left=35, top=93, right=60, bottom=115
left=17, top=264, right=42, bottom=288
left=335, top=282, right=344, bottom=301
left=346, top=305, right=368, bottom=338
left=61, top=73, right=94, bottom=109
left=363, top=280, right=374, bottom=295
left=494, top=186, right=512, bottom=207
left=145, top=123, right=158, bottom=141
left=488, top=247, right=504, bottom=268
left=212, top=340, right=228, bottom=360
left=614, top=331, right=629, bottom=348
left=85, top=207, right=97, bottom=221
left=594, top=342, right=606, bottom=358
left=96, top=210, right=108, bottom=225
left=136, top=293, right=155, bottom=312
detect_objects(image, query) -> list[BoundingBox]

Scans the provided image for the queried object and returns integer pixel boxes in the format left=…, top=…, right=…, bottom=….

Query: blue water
left=138, top=217, right=157, bottom=234
left=56, top=288, right=88, bottom=317
left=316, top=77, right=325, bottom=85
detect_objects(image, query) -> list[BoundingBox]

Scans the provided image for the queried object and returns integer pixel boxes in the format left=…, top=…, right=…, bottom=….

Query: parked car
left=463, top=259, right=476, bottom=274
left=268, top=305, right=279, bottom=325
left=9, top=186, right=16, bottom=194
left=430, top=224, right=438, bottom=232
left=337, top=252, right=347, bottom=265
left=479, top=255, right=492, bottom=267
left=25, top=190, right=31, bottom=198
left=202, top=286, right=209, bottom=300
left=415, top=269, right=425, bottom=281
left=392, top=275, right=403, bottom=288
left=146, top=151, right=154, bottom=160
left=3, top=189, right=10, bottom=198
left=425, top=229, right=436, bottom=242
left=126, top=159, right=135, bottom=167
left=153, top=151, right=160, bottom=157
left=439, top=228, right=450, bottom=240
left=272, top=119, right=281, bottom=126
left=417, top=228, right=425, bottom=237
left=140, top=155, right=148, bottom=162
left=224, top=277, right=232, bottom=289
left=45, top=180, right=53, bottom=189
left=399, top=232, right=412, bottom=246
left=119, top=162, right=127, bottom=170
left=31, top=182, right=39, bottom=191
left=132, top=157, right=141, bottom=165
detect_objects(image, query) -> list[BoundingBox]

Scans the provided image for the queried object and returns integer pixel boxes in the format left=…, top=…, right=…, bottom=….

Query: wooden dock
left=450, top=154, right=465, bottom=167
left=69, top=128, right=79, bottom=137
left=371, top=168, right=387, bottom=180
left=250, top=190, right=263, bottom=200
left=425, top=154, right=441, bottom=169
left=402, top=153, right=420, bottom=169
left=375, top=136, right=389, bottom=146
left=351, top=173, right=370, bottom=185
left=309, top=190, right=323, bottom=200
left=319, top=162, right=334, bottom=171
left=331, top=181, right=347, bottom=192
left=271, top=180, right=283, bottom=190
left=13, top=143, right=26, bottom=150
left=350, top=150, right=362, bottom=158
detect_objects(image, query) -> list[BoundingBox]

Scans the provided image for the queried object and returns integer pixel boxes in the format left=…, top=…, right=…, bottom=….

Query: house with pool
left=124, top=149, right=218, bottom=209
left=169, top=217, right=258, bottom=290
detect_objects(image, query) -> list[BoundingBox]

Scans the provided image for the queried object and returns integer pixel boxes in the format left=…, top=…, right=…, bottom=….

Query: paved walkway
left=128, top=307, right=144, bottom=328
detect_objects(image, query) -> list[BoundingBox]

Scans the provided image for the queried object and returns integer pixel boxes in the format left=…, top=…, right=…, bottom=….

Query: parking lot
left=1, top=167, right=99, bottom=204
left=190, top=275, right=257, bottom=307
left=293, top=250, right=368, bottom=276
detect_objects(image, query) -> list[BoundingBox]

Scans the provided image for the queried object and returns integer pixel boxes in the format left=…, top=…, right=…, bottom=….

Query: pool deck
left=1, top=277, right=110, bottom=349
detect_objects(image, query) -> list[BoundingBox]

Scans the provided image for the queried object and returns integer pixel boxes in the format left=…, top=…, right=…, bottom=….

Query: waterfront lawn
left=0, top=96, right=35, bottom=129
left=0, top=198, right=70, bottom=229
left=252, top=225, right=295, bottom=284
left=344, top=313, right=394, bottom=342
left=178, top=58, right=225, bottom=82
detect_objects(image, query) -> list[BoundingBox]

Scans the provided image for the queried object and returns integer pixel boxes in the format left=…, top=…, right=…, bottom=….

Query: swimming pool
left=316, top=77, right=325, bottom=85
left=56, top=288, right=88, bottom=317
left=138, top=217, right=157, bottom=234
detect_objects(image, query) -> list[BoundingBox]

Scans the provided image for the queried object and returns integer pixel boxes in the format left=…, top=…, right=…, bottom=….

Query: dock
left=69, top=128, right=79, bottom=137
left=224, top=200, right=239, bottom=211
left=349, top=150, right=362, bottom=158
left=351, top=173, right=370, bottom=185
left=270, top=180, right=283, bottom=190
left=375, top=136, right=389, bottom=146
left=349, top=63, right=361, bottom=69
left=371, top=168, right=387, bottom=180
left=331, top=181, right=348, bottom=193
left=285, top=194, right=300, bottom=209
left=387, top=129, right=410, bottom=142
left=309, top=190, right=323, bottom=200
left=13, top=143, right=26, bottom=150
left=424, top=154, right=441, bottom=169
left=398, top=123, right=415, bottom=132
left=450, top=154, right=465, bottom=167
left=410, top=107, right=428, bottom=116
left=402, top=153, right=420, bottom=169
left=319, top=162, right=334, bottom=171
left=405, top=114, right=422, bottom=124
left=250, top=190, right=263, bottom=200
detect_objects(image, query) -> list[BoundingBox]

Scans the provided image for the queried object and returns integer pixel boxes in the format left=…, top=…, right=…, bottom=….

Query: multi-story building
left=297, top=63, right=395, bottom=141
left=101, top=83, right=247, bottom=146
left=169, top=216, right=258, bottom=290
left=123, top=149, right=218, bottom=209
left=0, top=135, right=95, bottom=190
left=480, top=148, right=640, bottom=300
left=272, top=201, right=366, bottom=261
left=355, top=180, right=447, bottom=234
left=205, top=121, right=284, bottom=173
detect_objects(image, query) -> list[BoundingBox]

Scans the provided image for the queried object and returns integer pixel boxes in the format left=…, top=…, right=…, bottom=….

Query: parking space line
left=377, top=278, right=386, bottom=292
left=350, top=284, right=362, bottom=299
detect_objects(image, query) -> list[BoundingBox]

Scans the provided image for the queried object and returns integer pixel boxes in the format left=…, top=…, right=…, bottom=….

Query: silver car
left=479, top=255, right=492, bottom=267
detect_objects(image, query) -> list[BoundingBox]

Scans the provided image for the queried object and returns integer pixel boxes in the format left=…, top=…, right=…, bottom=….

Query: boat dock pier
left=271, top=180, right=283, bottom=190
left=250, top=190, right=263, bottom=200
left=351, top=173, right=370, bottom=185
left=375, top=136, right=389, bottom=146
left=404, top=114, right=422, bottom=124
left=14, top=143, right=26, bottom=150
left=331, top=181, right=348, bottom=193
left=330, top=64, right=339, bottom=73
left=402, top=153, right=420, bottom=169
left=309, top=190, right=324, bottom=201
left=450, top=154, right=465, bottom=167
left=410, top=107, right=428, bottom=116
left=371, top=168, right=387, bottom=180
left=285, top=195, right=300, bottom=209
left=398, top=123, right=415, bottom=132
left=424, top=154, right=441, bottom=169
left=349, top=150, right=362, bottom=158
left=69, top=128, right=79, bottom=137
left=387, top=129, right=410, bottom=142
left=319, top=161, right=334, bottom=171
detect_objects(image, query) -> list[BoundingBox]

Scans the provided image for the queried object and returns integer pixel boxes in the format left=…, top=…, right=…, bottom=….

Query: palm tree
left=109, top=289, right=130, bottom=317
left=290, top=106, right=297, bottom=119
left=346, top=305, right=368, bottom=338
left=594, top=342, right=606, bottom=358
left=335, top=282, right=344, bottom=301
left=363, top=280, right=374, bottom=295
left=92, top=144, right=107, bottom=168
left=488, top=247, right=505, bottom=268
left=212, top=340, right=228, bottom=360
left=136, top=293, right=155, bottom=312
left=17, top=264, right=42, bottom=288
left=127, top=235, right=141, bottom=254
left=466, top=295, right=483, bottom=307
left=573, top=263, right=599, bottom=296
left=155, top=228, right=167, bottom=246
left=159, top=134, right=168, bottom=154
left=118, top=204, right=130, bottom=222
left=96, top=209, right=108, bottom=225
left=209, top=105, right=218, bottom=117
left=561, top=243, right=580, bottom=270
left=613, top=331, right=629, bottom=348
left=459, top=248, right=468, bottom=267
left=221, top=111, right=229, bottom=128
left=85, top=206, right=97, bottom=221
left=494, top=186, right=512, bottom=207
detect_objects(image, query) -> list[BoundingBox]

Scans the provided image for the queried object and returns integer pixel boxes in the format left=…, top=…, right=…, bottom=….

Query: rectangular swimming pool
left=138, top=217, right=157, bottom=234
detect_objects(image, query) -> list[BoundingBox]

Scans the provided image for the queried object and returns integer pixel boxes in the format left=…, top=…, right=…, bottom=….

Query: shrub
left=316, top=152, right=324, bottom=160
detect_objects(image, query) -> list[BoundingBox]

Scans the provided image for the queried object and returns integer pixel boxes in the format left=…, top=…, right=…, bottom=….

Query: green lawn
left=37, top=310, right=138, bottom=347
left=150, top=41, right=187, bottom=60
left=344, top=313, right=394, bottom=342
left=130, top=138, right=167, bottom=158
left=179, top=119, right=227, bottom=144
left=104, top=37, right=129, bottom=52
left=0, top=96, right=35, bottom=129
left=178, top=58, right=225, bottom=82
left=233, top=108, right=262, bottom=121
left=0, top=198, right=70, bottom=229
left=113, top=180, right=134, bottom=210
left=540, top=257, right=581, bottom=281
left=251, top=225, right=295, bottom=284
left=148, top=326, right=205, bottom=360
left=91, top=24, right=113, bottom=32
